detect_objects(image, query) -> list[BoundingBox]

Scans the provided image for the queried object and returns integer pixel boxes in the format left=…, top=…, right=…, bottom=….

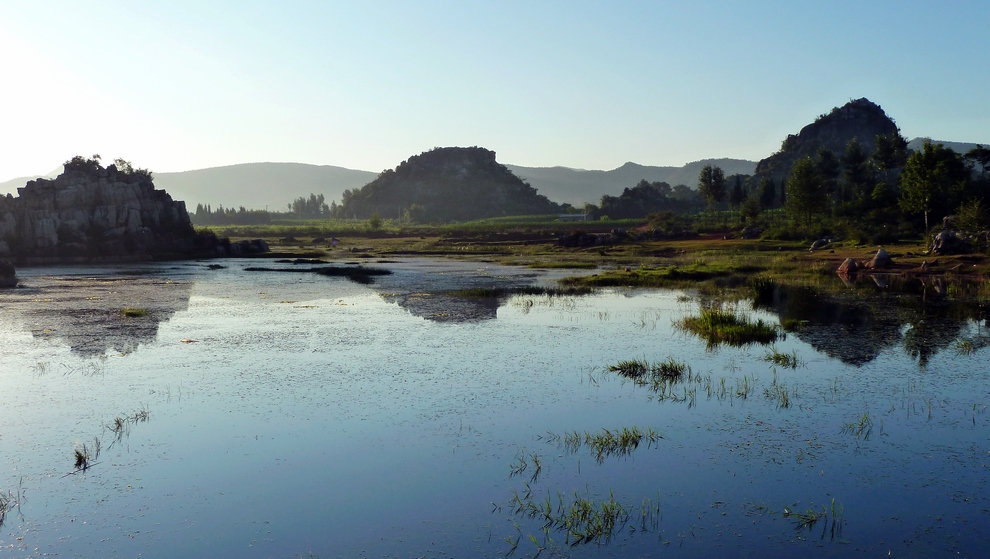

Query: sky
left=1, top=0, right=988, bottom=181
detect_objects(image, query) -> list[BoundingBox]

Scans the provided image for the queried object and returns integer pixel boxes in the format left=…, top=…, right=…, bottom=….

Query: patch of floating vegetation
left=542, top=426, right=662, bottom=463
left=678, top=308, right=779, bottom=348
left=244, top=265, right=392, bottom=284
left=446, top=285, right=594, bottom=298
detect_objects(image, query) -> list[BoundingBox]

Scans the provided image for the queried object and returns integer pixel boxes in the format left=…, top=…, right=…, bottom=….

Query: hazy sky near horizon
left=1, top=0, right=988, bottom=181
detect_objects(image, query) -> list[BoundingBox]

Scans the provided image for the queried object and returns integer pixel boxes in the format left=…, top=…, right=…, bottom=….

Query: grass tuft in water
left=120, top=307, right=148, bottom=317
left=543, top=427, right=662, bottom=463
left=841, top=413, right=873, bottom=440
left=106, top=406, right=151, bottom=444
left=73, top=437, right=101, bottom=472
left=763, top=347, right=800, bottom=369
left=678, top=308, right=779, bottom=348
left=509, top=488, right=639, bottom=547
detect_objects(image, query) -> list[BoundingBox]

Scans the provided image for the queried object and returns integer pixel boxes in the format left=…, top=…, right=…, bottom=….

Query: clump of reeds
left=0, top=489, right=14, bottom=528
left=841, top=413, right=873, bottom=440
left=105, top=406, right=150, bottom=444
left=509, top=452, right=543, bottom=483
left=608, top=357, right=689, bottom=381
left=73, top=437, right=101, bottom=472
left=448, top=285, right=593, bottom=298
left=120, top=307, right=148, bottom=317
left=543, top=426, right=662, bottom=463
left=784, top=498, right=844, bottom=539
left=678, top=308, right=779, bottom=348
left=509, top=488, right=633, bottom=546
left=763, top=347, right=800, bottom=369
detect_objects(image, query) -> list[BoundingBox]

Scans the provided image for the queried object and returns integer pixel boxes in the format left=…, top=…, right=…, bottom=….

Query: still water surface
left=0, top=259, right=987, bottom=558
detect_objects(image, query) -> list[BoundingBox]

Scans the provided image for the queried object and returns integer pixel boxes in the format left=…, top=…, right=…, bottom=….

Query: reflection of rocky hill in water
left=370, top=260, right=544, bottom=322
left=0, top=274, right=192, bottom=356
left=752, top=278, right=983, bottom=366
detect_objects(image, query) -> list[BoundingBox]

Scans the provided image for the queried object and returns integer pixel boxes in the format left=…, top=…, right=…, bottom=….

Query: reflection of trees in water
left=2, top=275, right=193, bottom=357
left=751, top=277, right=985, bottom=367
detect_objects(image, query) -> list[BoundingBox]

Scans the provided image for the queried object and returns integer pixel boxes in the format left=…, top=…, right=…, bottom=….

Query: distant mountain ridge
left=507, top=159, right=756, bottom=206
left=1, top=158, right=757, bottom=210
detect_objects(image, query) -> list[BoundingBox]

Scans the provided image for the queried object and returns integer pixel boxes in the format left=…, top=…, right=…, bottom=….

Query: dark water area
left=0, top=259, right=987, bottom=558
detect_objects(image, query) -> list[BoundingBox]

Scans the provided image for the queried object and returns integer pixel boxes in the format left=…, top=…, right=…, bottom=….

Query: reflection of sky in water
left=0, top=260, right=988, bottom=558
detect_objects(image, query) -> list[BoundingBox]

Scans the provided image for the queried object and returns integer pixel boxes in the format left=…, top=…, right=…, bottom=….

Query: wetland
left=0, top=254, right=988, bottom=558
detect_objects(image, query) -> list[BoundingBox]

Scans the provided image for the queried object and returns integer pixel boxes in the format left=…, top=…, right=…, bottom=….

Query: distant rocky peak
left=756, top=97, right=899, bottom=180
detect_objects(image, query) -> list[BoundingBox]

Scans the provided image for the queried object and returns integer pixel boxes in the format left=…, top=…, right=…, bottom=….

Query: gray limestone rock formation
left=0, top=157, right=262, bottom=263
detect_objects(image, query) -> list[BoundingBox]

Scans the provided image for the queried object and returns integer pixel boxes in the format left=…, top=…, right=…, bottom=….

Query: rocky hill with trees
left=332, top=147, right=564, bottom=222
left=754, top=98, right=900, bottom=186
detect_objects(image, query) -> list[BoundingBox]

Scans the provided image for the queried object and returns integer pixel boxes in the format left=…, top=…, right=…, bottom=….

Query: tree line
left=686, top=136, right=989, bottom=243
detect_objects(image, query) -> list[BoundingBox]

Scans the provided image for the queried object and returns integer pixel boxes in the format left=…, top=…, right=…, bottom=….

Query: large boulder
left=865, top=248, right=892, bottom=270
left=837, top=258, right=859, bottom=275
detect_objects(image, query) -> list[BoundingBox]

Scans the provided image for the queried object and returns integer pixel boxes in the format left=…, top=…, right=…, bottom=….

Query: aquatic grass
left=120, top=307, right=148, bottom=317
left=763, top=347, right=800, bottom=369
left=559, top=262, right=766, bottom=289
left=72, top=437, right=101, bottom=472
left=607, top=357, right=689, bottom=381
left=678, top=308, right=779, bottom=348
left=105, top=406, right=150, bottom=444
left=764, top=376, right=793, bottom=409
left=542, top=427, right=662, bottom=463
left=0, top=488, right=14, bottom=528
left=784, top=498, right=844, bottom=539
left=509, top=488, right=633, bottom=547
left=447, top=285, right=593, bottom=298
left=841, top=413, right=874, bottom=440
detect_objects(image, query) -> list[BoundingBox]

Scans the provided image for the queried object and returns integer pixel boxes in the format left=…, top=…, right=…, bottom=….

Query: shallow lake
left=0, top=258, right=988, bottom=558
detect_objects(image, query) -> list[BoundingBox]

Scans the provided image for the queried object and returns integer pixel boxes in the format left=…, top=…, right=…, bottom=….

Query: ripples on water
left=0, top=259, right=987, bottom=558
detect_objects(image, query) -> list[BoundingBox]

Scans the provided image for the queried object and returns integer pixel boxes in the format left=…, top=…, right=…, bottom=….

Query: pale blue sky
left=1, top=0, right=987, bottom=180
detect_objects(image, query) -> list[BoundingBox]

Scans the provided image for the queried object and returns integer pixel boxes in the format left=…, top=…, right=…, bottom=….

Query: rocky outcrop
left=334, top=147, right=563, bottom=222
left=754, top=98, right=899, bottom=184
left=0, top=158, right=266, bottom=263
